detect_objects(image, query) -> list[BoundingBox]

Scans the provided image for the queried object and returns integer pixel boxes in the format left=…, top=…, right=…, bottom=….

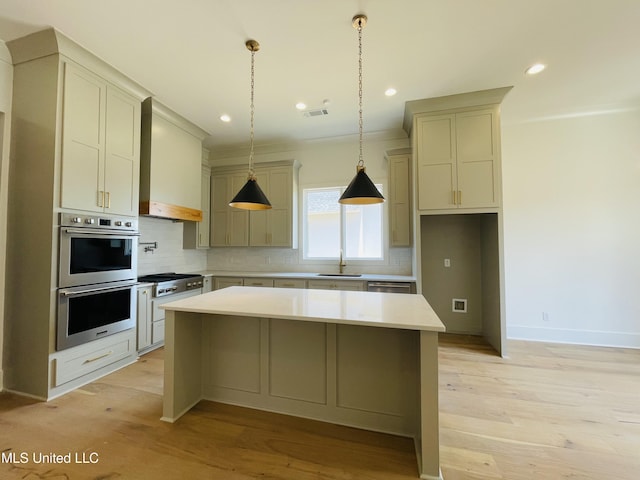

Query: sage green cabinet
left=416, top=108, right=500, bottom=211
left=307, top=279, right=365, bottom=291
left=183, top=163, right=212, bottom=249
left=137, top=285, right=152, bottom=351
left=210, top=160, right=299, bottom=248
left=60, top=61, right=141, bottom=216
left=249, top=166, right=294, bottom=247
left=210, top=172, right=250, bottom=246
left=387, top=152, right=412, bottom=246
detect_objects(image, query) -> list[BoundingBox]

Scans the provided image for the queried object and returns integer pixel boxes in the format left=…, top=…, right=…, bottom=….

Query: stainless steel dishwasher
left=366, top=281, right=415, bottom=294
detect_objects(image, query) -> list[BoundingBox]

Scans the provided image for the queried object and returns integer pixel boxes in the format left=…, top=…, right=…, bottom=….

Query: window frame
left=300, top=181, right=388, bottom=266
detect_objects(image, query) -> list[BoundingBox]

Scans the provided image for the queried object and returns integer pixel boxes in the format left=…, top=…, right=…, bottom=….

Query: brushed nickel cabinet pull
left=106, top=191, right=111, bottom=208
left=83, top=350, right=113, bottom=364
left=98, top=190, right=105, bottom=207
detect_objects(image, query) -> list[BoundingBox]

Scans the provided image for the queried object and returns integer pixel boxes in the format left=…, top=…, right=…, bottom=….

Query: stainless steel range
left=137, top=273, right=204, bottom=297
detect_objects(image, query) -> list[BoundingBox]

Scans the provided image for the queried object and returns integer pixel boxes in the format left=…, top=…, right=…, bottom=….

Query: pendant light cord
left=357, top=19, right=364, bottom=169
left=248, top=48, right=256, bottom=179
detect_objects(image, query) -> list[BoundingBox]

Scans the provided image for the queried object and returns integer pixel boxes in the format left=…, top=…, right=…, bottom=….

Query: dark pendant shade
left=229, top=177, right=272, bottom=210
left=339, top=166, right=384, bottom=205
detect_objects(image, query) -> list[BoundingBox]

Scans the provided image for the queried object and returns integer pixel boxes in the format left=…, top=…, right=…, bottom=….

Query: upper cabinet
left=386, top=149, right=412, bottom=247
left=404, top=87, right=512, bottom=214
left=210, top=160, right=299, bottom=248
left=210, top=170, right=250, bottom=246
left=249, top=165, right=296, bottom=247
left=7, top=29, right=150, bottom=220
left=183, top=161, right=212, bottom=249
left=139, top=97, right=209, bottom=222
left=60, top=62, right=141, bottom=216
left=416, top=108, right=500, bottom=210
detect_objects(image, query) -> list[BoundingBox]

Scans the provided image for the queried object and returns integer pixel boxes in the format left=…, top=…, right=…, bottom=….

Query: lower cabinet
left=52, top=329, right=136, bottom=388
left=214, top=277, right=244, bottom=290
left=244, top=278, right=274, bottom=288
left=307, top=280, right=365, bottom=291
left=202, top=275, right=213, bottom=293
left=273, top=279, right=307, bottom=289
left=137, top=285, right=152, bottom=351
left=137, top=286, right=202, bottom=354
left=212, top=276, right=366, bottom=291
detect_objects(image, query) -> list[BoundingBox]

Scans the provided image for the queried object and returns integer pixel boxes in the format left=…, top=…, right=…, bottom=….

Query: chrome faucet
left=339, top=249, right=346, bottom=274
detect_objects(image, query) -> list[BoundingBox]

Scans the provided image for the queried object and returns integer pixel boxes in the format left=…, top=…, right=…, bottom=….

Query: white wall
left=208, top=131, right=413, bottom=275
left=0, top=41, right=14, bottom=390
left=502, top=109, right=640, bottom=348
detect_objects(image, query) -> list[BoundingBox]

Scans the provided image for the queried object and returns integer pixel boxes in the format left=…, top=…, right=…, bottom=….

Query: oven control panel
left=60, top=212, right=138, bottom=231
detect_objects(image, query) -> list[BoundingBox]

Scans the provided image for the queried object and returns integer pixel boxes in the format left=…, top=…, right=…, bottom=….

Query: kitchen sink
left=316, top=273, right=362, bottom=277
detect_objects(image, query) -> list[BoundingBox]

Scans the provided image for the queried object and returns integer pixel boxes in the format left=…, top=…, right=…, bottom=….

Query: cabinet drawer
left=152, top=320, right=165, bottom=345
left=214, top=277, right=244, bottom=290
left=54, top=332, right=135, bottom=386
left=307, top=280, right=365, bottom=291
left=273, top=279, right=307, bottom=289
left=244, top=278, right=274, bottom=288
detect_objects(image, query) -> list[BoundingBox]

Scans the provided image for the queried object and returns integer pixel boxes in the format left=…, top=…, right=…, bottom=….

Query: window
left=303, top=185, right=383, bottom=260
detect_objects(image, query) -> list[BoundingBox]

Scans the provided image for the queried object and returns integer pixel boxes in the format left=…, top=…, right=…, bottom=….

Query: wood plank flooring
left=0, top=335, right=638, bottom=479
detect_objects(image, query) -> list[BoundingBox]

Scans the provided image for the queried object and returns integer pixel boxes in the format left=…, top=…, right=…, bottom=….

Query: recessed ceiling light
left=525, top=63, right=546, bottom=75
left=385, top=88, right=397, bottom=96
left=295, top=102, right=307, bottom=110
left=220, top=114, right=231, bottom=122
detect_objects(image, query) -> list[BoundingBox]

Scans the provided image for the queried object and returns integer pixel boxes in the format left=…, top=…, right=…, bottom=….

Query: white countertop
left=192, top=270, right=416, bottom=282
left=161, top=286, right=445, bottom=332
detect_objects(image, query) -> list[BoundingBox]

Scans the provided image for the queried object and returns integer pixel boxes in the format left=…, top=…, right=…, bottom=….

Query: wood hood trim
left=139, top=201, right=202, bottom=222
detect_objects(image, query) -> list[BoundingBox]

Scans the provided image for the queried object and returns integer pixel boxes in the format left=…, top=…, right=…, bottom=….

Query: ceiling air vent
left=303, top=108, right=329, bottom=118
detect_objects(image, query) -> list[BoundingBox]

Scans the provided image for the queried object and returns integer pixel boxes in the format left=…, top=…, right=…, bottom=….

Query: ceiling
left=1, top=0, right=640, bottom=154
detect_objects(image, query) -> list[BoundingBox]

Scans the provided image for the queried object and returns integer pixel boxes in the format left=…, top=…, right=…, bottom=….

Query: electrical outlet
left=444, top=258, right=451, bottom=268
left=542, top=312, right=549, bottom=322
left=452, top=298, right=467, bottom=313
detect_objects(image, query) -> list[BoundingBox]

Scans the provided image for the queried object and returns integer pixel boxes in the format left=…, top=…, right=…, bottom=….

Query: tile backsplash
left=138, top=216, right=413, bottom=276
left=137, top=217, right=207, bottom=275
left=206, top=246, right=413, bottom=276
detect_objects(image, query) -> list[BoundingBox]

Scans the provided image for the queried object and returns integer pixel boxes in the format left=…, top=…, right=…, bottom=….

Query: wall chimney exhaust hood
left=139, top=97, right=209, bottom=221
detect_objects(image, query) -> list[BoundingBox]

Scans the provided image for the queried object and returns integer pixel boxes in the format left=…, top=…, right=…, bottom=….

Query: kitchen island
left=161, top=286, right=445, bottom=480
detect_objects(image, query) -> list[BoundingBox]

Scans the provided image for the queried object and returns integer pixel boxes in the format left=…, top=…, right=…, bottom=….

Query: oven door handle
left=62, top=227, right=140, bottom=236
left=59, top=281, right=137, bottom=297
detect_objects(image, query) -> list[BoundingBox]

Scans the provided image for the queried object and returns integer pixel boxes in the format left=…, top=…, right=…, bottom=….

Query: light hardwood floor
left=0, top=335, right=638, bottom=479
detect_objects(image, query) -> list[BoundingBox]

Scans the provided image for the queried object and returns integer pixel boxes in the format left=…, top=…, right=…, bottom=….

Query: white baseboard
left=507, top=325, right=640, bottom=349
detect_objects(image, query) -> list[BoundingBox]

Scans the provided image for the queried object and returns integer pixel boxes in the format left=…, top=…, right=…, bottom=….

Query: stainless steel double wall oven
left=57, top=212, right=139, bottom=350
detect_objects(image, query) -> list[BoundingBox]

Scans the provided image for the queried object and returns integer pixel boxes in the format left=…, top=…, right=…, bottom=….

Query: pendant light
left=229, top=39, right=272, bottom=210
left=339, top=14, right=384, bottom=205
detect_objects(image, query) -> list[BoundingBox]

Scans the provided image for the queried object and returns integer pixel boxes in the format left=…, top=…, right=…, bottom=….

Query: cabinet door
left=137, top=287, right=152, bottom=350
left=60, top=62, right=106, bottom=213
left=202, top=276, right=213, bottom=293
left=210, top=174, right=229, bottom=246
left=456, top=109, right=499, bottom=208
left=265, top=167, right=292, bottom=246
left=227, top=173, right=249, bottom=246
left=249, top=167, right=292, bottom=247
left=249, top=172, right=270, bottom=246
left=389, top=156, right=411, bottom=246
left=199, top=166, right=211, bottom=247
left=104, top=86, right=140, bottom=216
left=416, top=114, right=456, bottom=210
